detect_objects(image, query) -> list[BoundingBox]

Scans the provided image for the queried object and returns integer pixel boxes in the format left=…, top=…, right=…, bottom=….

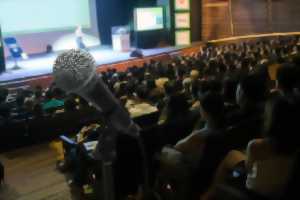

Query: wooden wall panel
left=232, top=0, right=268, bottom=35
left=202, top=0, right=231, bottom=40
left=272, top=0, right=300, bottom=32
left=202, top=0, right=300, bottom=40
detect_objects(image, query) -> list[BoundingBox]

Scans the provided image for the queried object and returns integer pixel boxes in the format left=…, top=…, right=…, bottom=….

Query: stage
left=0, top=45, right=181, bottom=83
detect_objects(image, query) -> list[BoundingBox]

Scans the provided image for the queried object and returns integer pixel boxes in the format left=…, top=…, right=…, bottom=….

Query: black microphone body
left=53, top=50, right=144, bottom=200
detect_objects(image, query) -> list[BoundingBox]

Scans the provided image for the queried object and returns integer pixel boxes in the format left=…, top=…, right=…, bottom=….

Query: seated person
left=42, top=90, right=64, bottom=111
left=202, top=95, right=300, bottom=200
left=174, top=91, right=225, bottom=162
left=60, top=123, right=101, bottom=167
left=10, top=91, right=29, bottom=119
left=32, top=103, right=44, bottom=118
left=158, top=91, right=225, bottom=173
left=158, top=80, right=182, bottom=109
left=63, top=97, right=77, bottom=113
left=158, top=93, right=191, bottom=125
left=0, top=87, right=11, bottom=119
left=62, top=123, right=101, bottom=186
left=126, top=85, right=158, bottom=118
left=222, top=75, right=239, bottom=114
left=156, top=91, right=225, bottom=200
left=147, top=79, right=164, bottom=105
left=227, top=73, right=267, bottom=126
left=76, top=123, right=101, bottom=143
left=273, top=63, right=298, bottom=98
left=25, top=85, right=44, bottom=106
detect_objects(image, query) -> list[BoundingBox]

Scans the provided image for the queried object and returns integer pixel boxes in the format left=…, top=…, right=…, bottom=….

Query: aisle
left=0, top=143, right=74, bottom=200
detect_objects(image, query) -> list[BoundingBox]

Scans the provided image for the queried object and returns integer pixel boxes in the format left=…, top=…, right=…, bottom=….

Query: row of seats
left=0, top=107, right=102, bottom=152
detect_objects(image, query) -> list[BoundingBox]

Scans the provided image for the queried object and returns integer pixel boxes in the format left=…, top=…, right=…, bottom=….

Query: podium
left=111, top=26, right=130, bottom=52
left=0, top=26, right=5, bottom=73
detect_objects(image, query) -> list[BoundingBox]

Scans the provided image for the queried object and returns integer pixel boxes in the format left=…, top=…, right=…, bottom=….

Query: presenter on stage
left=75, top=25, right=86, bottom=50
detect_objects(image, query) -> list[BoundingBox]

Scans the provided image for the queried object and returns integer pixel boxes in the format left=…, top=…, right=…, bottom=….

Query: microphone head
left=53, top=49, right=96, bottom=93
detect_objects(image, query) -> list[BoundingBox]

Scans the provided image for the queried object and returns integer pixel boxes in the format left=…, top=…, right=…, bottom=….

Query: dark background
left=96, top=0, right=156, bottom=45
left=96, top=0, right=201, bottom=46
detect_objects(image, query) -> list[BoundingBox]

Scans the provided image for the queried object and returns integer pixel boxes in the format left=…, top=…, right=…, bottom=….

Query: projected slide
left=0, top=0, right=91, bottom=36
left=135, top=7, right=164, bottom=31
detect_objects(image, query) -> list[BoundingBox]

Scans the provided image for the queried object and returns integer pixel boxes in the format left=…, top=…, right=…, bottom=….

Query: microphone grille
left=53, top=49, right=96, bottom=92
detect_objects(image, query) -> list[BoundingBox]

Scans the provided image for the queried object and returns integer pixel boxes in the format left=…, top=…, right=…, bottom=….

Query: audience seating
left=133, top=111, right=160, bottom=130
left=1, top=35, right=300, bottom=200
left=0, top=107, right=103, bottom=152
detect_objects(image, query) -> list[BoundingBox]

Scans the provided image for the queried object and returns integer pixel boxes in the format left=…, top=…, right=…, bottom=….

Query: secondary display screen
left=134, top=7, right=164, bottom=31
left=0, top=0, right=91, bottom=36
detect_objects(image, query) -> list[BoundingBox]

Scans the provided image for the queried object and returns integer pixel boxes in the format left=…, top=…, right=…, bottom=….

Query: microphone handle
left=78, top=74, right=139, bottom=137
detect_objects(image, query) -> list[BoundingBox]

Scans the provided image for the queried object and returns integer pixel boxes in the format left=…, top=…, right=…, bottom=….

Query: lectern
left=111, top=26, right=130, bottom=52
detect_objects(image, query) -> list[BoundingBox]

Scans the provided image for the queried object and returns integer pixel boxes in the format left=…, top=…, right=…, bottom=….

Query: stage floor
left=0, top=45, right=180, bottom=83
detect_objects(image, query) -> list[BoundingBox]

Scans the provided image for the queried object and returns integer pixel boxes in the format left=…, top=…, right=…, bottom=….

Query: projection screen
left=0, top=0, right=93, bottom=36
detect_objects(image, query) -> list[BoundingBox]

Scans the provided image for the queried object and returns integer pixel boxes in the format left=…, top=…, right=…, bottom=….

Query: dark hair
left=276, top=63, right=297, bottom=92
left=264, top=96, right=300, bottom=154
left=223, top=76, right=238, bottom=103
left=198, top=79, right=222, bottom=98
left=33, top=103, right=44, bottom=117
left=64, top=97, right=77, bottom=112
left=136, top=85, right=149, bottom=100
left=164, top=80, right=182, bottom=96
left=146, top=79, right=156, bottom=90
left=45, top=90, right=53, bottom=100
left=0, top=87, right=9, bottom=103
left=16, top=92, right=25, bottom=107
left=167, top=94, right=190, bottom=116
left=200, top=91, right=225, bottom=120
left=52, top=87, right=65, bottom=99
left=239, top=73, right=267, bottom=102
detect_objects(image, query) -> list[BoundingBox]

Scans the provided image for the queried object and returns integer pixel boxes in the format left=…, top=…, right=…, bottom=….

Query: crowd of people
left=1, top=36, right=300, bottom=199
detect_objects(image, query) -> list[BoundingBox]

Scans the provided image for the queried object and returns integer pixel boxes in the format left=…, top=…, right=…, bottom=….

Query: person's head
left=223, top=75, right=238, bottom=104
left=52, top=87, right=65, bottom=99
left=198, top=79, right=222, bottom=99
left=164, top=80, right=180, bottom=96
left=34, top=86, right=43, bottom=99
left=0, top=87, right=9, bottom=103
left=125, top=81, right=136, bottom=97
left=146, top=79, right=156, bottom=91
left=166, top=64, right=175, bottom=79
left=263, top=96, right=300, bottom=155
left=276, top=63, right=297, bottom=94
left=136, top=85, right=149, bottom=100
left=16, top=91, right=25, bottom=107
left=190, top=70, right=200, bottom=81
left=182, top=77, right=192, bottom=92
left=118, top=72, right=127, bottom=82
left=45, top=90, right=53, bottom=100
left=24, top=99, right=34, bottom=112
left=199, top=92, right=225, bottom=126
left=116, top=82, right=128, bottom=98
left=236, top=74, right=267, bottom=107
left=33, top=103, right=44, bottom=117
left=167, top=94, right=190, bottom=116
left=291, top=54, right=300, bottom=67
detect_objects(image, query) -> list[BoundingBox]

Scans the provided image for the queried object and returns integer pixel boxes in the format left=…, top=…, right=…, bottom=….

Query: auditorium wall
left=202, top=0, right=300, bottom=40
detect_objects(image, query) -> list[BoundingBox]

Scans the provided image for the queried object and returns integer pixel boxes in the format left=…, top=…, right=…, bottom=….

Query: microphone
left=53, top=49, right=139, bottom=138
left=53, top=50, right=147, bottom=200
